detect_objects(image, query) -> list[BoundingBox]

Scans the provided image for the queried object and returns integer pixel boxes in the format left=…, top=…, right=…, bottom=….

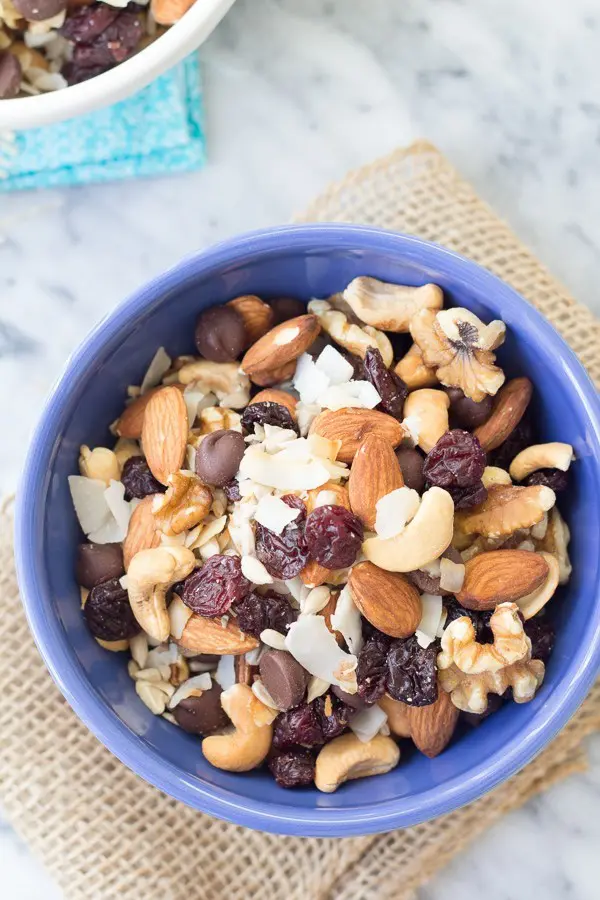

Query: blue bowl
left=15, top=225, right=600, bottom=836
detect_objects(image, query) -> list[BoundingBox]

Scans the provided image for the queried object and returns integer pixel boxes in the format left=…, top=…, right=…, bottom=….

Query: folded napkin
left=0, top=53, right=205, bottom=192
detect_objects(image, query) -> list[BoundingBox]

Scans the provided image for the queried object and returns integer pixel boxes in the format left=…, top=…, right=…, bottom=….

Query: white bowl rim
left=0, top=0, right=236, bottom=130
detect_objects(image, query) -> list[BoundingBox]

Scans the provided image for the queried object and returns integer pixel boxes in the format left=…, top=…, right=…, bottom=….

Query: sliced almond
left=406, top=686, right=459, bottom=758
left=473, top=377, right=532, bottom=451
left=116, top=383, right=184, bottom=439
left=177, top=614, right=259, bottom=655
left=456, top=549, right=550, bottom=611
left=123, top=496, right=161, bottom=569
left=309, top=408, right=404, bottom=464
left=226, top=295, right=274, bottom=346
left=241, top=314, right=320, bottom=378
left=141, top=386, right=189, bottom=486
left=455, top=484, right=556, bottom=537
left=348, top=434, right=404, bottom=529
left=349, top=562, right=422, bottom=638
left=249, top=388, right=298, bottom=418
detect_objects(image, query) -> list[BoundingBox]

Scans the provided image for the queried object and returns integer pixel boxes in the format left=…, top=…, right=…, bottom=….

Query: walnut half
left=152, top=470, right=212, bottom=535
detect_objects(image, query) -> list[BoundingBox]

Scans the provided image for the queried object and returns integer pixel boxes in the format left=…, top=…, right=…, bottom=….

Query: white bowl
left=0, top=0, right=236, bottom=130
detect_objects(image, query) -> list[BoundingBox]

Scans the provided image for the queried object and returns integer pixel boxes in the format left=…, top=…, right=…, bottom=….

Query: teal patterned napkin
left=0, top=53, right=205, bottom=192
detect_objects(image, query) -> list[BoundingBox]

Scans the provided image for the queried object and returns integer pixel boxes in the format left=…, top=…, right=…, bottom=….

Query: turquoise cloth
left=0, top=54, right=205, bottom=192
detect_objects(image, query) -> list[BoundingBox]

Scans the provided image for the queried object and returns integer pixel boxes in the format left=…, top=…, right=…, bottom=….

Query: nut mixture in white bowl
left=69, top=283, right=574, bottom=790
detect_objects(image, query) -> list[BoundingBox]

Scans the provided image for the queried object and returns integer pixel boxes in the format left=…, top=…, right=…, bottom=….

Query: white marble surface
left=1, top=0, right=600, bottom=896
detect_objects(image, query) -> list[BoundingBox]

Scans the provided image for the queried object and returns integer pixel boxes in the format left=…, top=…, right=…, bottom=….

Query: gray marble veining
left=1, top=0, right=600, bottom=896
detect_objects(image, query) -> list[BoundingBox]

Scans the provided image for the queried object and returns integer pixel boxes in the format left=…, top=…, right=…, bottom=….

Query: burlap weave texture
left=1, top=142, right=599, bottom=900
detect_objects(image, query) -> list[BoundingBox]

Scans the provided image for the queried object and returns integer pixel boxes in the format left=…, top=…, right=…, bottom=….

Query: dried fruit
left=444, top=598, right=493, bottom=644
left=473, top=377, right=533, bottom=452
left=349, top=563, right=421, bottom=638
left=386, top=636, right=438, bottom=707
left=363, top=347, right=408, bottom=419
left=268, top=748, right=316, bottom=787
left=240, top=401, right=298, bottom=434
left=121, top=455, right=166, bottom=500
left=423, top=429, right=486, bottom=488
left=223, top=479, right=242, bottom=502
left=305, top=505, right=364, bottom=569
left=249, top=389, right=298, bottom=418
left=67, top=10, right=142, bottom=71
left=356, top=633, right=391, bottom=705
left=490, top=417, right=535, bottom=470
left=313, top=694, right=352, bottom=740
left=181, top=555, right=251, bottom=617
left=524, top=617, right=555, bottom=662
left=309, top=407, right=404, bottom=464
left=236, top=590, right=297, bottom=639
left=255, top=495, right=309, bottom=580
left=272, top=703, right=324, bottom=750
left=84, top=577, right=140, bottom=642
left=348, top=433, right=404, bottom=529
left=524, top=469, right=569, bottom=491
left=456, top=550, right=550, bottom=611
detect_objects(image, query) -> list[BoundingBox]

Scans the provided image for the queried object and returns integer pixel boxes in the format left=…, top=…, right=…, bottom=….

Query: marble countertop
left=1, top=0, right=600, bottom=896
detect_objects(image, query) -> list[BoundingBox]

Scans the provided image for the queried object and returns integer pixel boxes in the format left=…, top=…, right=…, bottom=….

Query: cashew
left=363, top=486, right=454, bottom=572
left=342, top=277, right=443, bottom=332
left=538, top=506, right=572, bottom=584
left=79, top=445, right=120, bottom=485
left=517, top=552, right=560, bottom=619
left=378, top=694, right=411, bottom=738
left=113, top=438, right=141, bottom=471
left=308, top=299, right=393, bottom=366
left=177, top=361, right=250, bottom=409
left=482, top=466, right=512, bottom=488
left=394, top=343, right=438, bottom=390
left=127, top=546, right=195, bottom=642
left=402, top=389, right=450, bottom=453
left=509, top=442, right=574, bottom=482
left=314, top=732, right=400, bottom=793
left=202, top=683, right=274, bottom=772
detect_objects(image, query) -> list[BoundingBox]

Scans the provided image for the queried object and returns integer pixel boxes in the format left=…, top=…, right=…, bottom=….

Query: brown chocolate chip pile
left=69, top=278, right=573, bottom=791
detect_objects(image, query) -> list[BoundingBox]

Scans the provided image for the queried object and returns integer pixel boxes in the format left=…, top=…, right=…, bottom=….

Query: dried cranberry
left=222, top=479, right=242, bottom=502
left=363, top=347, right=408, bottom=420
left=255, top=495, right=309, bottom=580
left=272, top=703, right=324, bottom=750
left=60, top=3, right=120, bottom=43
left=70, top=10, right=142, bottom=68
left=524, top=617, right=555, bottom=662
left=241, top=402, right=298, bottom=434
left=121, top=456, right=165, bottom=500
left=181, top=556, right=251, bottom=617
left=313, top=694, right=352, bottom=740
left=356, top=634, right=391, bottom=705
left=491, top=417, right=535, bottom=469
left=423, top=430, right=486, bottom=488
left=445, top=481, right=488, bottom=510
left=444, top=598, right=493, bottom=643
left=524, top=468, right=569, bottom=492
left=386, top=636, right=438, bottom=707
left=236, top=590, right=296, bottom=638
left=268, top=749, right=315, bottom=788
left=84, top=577, right=140, bottom=642
left=62, top=62, right=107, bottom=85
left=305, top=505, right=363, bottom=569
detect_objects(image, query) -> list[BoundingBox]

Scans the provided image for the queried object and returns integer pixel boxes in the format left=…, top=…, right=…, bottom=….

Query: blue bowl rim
left=15, top=223, right=600, bottom=836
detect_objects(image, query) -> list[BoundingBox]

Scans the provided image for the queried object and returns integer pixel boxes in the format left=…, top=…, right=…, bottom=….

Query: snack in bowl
left=68, top=280, right=574, bottom=790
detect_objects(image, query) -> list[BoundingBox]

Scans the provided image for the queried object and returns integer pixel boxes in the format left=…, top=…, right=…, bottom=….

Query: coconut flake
left=239, top=445, right=331, bottom=491
left=300, top=585, right=331, bottom=616
left=168, top=673, right=212, bottom=709
left=313, top=490, right=338, bottom=508
left=168, top=595, right=192, bottom=639
left=330, top=585, right=363, bottom=655
left=241, top=555, right=273, bottom=585
left=375, top=487, right=421, bottom=540
left=421, top=558, right=441, bottom=578
left=147, top=643, right=179, bottom=668
left=214, top=655, right=236, bottom=690
left=285, top=577, right=310, bottom=606
left=349, top=704, right=388, bottom=743
left=415, top=594, right=444, bottom=649
left=252, top=679, right=280, bottom=710
left=306, top=676, right=330, bottom=703
left=103, top=480, right=135, bottom=538
left=293, top=353, right=331, bottom=404
left=401, top=415, right=420, bottom=446
left=140, top=347, right=171, bottom=394
left=320, top=380, right=381, bottom=411
left=285, top=616, right=358, bottom=692
left=182, top=390, right=205, bottom=427
left=261, top=425, right=298, bottom=454
left=260, top=629, right=287, bottom=650
left=296, top=401, right=321, bottom=436
left=315, top=345, right=354, bottom=385
left=306, top=433, right=342, bottom=462
left=439, top=558, right=465, bottom=593
left=254, top=494, right=301, bottom=534
left=68, top=475, right=111, bottom=536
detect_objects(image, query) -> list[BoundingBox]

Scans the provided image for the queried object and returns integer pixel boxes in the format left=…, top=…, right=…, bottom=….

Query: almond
left=406, top=686, right=459, bottom=758
left=249, top=388, right=298, bottom=418
left=321, top=591, right=344, bottom=645
left=455, top=484, right=556, bottom=537
left=227, top=295, right=274, bottom=347
left=115, top=383, right=185, bottom=439
left=348, top=434, right=404, bottom=529
left=241, top=314, right=320, bottom=379
left=349, top=562, right=421, bottom=638
left=473, top=377, right=532, bottom=451
left=123, top=496, right=160, bottom=569
left=177, top=613, right=259, bottom=655
left=249, top=360, right=298, bottom=388
left=306, top=482, right=350, bottom=514
left=456, top=549, right=549, bottom=610
left=299, top=559, right=330, bottom=589
left=141, top=385, right=188, bottom=486
left=309, top=408, right=404, bottom=464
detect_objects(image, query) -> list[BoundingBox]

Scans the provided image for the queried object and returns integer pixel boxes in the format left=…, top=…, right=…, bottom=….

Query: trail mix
left=0, top=0, right=192, bottom=98
left=69, top=281, right=574, bottom=791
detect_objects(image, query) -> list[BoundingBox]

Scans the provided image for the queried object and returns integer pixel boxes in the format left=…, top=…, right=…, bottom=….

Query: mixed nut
left=0, top=0, right=194, bottom=98
left=69, top=280, right=574, bottom=791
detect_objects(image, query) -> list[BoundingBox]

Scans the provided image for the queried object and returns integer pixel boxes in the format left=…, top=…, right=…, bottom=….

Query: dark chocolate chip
left=446, top=387, right=493, bottom=430
left=195, top=429, right=245, bottom=487
left=331, top=685, right=366, bottom=710
left=0, top=52, right=21, bottom=100
left=195, top=305, right=246, bottom=363
left=395, top=445, right=426, bottom=493
left=13, top=0, right=66, bottom=20
left=76, top=542, right=125, bottom=589
left=259, top=649, right=308, bottom=711
left=267, top=297, right=306, bottom=325
left=172, top=683, right=228, bottom=735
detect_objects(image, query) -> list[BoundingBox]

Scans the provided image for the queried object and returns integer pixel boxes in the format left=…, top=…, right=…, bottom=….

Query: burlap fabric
left=2, top=142, right=600, bottom=900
